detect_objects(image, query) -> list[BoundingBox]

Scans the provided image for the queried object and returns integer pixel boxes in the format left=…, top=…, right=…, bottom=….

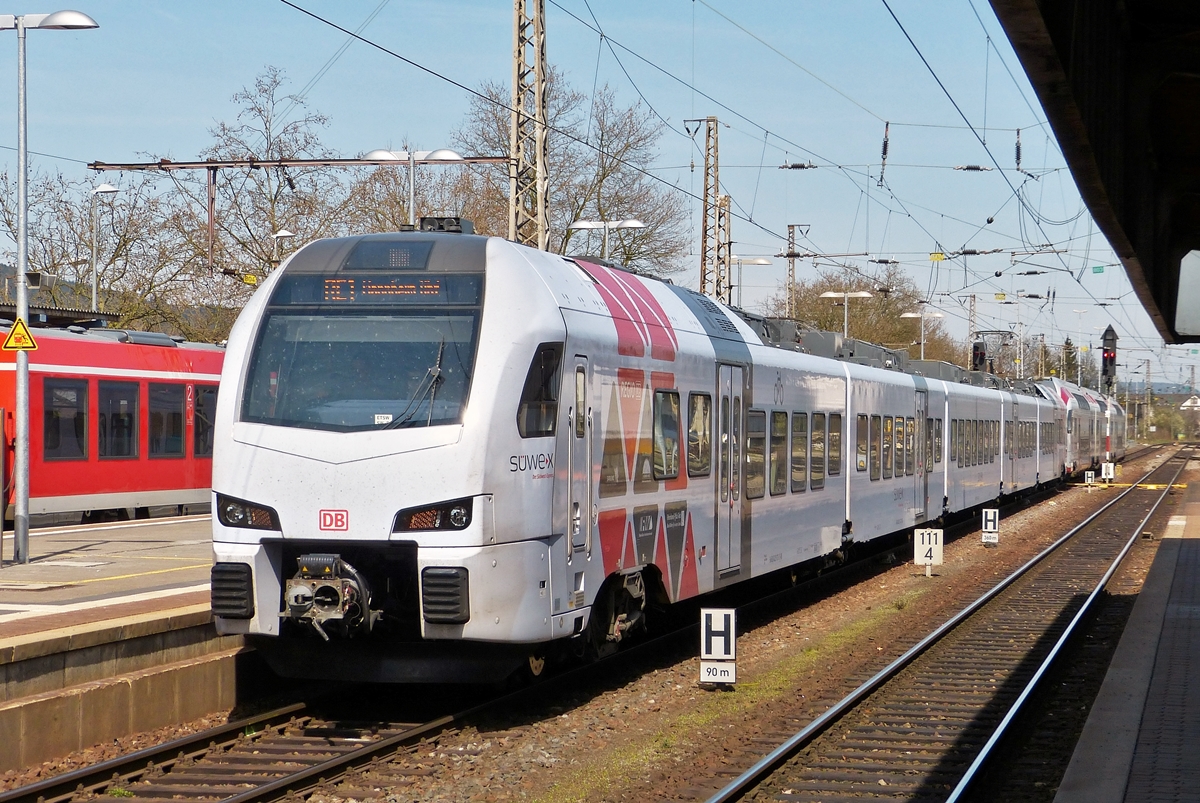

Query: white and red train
left=0, top=325, right=224, bottom=525
left=208, top=229, right=1125, bottom=682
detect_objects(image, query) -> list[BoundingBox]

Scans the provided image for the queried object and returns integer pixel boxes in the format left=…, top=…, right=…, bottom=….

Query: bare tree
left=766, top=265, right=961, bottom=363
left=161, top=67, right=351, bottom=285
left=448, top=70, right=689, bottom=274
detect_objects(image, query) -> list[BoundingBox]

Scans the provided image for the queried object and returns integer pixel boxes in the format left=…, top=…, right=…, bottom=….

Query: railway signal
left=1101, top=325, right=1118, bottom=392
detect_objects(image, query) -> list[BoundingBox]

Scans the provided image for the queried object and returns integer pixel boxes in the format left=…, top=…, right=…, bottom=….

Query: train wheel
left=588, top=573, right=646, bottom=660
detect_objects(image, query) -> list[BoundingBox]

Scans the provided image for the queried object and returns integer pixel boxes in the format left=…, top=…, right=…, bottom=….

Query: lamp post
left=819, top=290, right=873, bottom=338
left=363, top=148, right=465, bottom=226
left=730, top=255, right=771, bottom=308
left=900, top=307, right=944, bottom=360
left=271, top=229, right=294, bottom=269
left=89, top=182, right=117, bottom=311
left=566, top=219, right=645, bottom=261
left=1, top=10, right=98, bottom=565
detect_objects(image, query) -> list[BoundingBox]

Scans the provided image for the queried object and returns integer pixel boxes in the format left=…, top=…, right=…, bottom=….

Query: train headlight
left=216, top=494, right=280, bottom=530
left=394, top=497, right=473, bottom=532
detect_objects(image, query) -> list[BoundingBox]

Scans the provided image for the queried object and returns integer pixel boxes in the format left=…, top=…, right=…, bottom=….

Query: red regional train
left=0, top=324, right=224, bottom=526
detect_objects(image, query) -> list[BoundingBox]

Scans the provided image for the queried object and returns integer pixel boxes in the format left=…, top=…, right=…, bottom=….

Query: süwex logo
left=510, top=452, right=554, bottom=480
left=319, top=510, right=349, bottom=531
left=510, top=453, right=553, bottom=472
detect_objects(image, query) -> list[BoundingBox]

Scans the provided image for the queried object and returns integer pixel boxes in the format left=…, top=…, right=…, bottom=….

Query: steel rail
left=705, top=451, right=1178, bottom=803
left=945, top=447, right=1190, bottom=801
left=0, top=703, right=307, bottom=803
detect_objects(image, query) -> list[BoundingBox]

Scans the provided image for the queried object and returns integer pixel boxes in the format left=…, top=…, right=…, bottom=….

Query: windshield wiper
left=382, top=339, right=446, bottom=429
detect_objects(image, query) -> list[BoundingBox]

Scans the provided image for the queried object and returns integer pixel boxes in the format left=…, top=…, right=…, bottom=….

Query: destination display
left=271, top=273, right=483, bottom=306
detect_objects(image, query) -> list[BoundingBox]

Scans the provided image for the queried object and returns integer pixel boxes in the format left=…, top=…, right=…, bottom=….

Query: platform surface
left=0, top=516, right=211, bottom=641
left=1055, top=465, right=1200, bottom=803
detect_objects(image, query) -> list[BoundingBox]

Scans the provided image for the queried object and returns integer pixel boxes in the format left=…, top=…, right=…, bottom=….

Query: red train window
left=99, top=381, right=138, bottom=459
left=44, top=379, right=88, bottom=461
left=150, top=384, right=185, bottom=458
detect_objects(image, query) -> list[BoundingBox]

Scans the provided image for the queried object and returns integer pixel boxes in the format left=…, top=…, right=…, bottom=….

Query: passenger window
left=731, top=397, right=741, bottom=501
left=793, top=413, right=810, bottom=490
left=99, top=381, right=139, bottom=459
left=769, top=411, right=788, bottom=495
left=934, top=418, right=942, bottom=463
left=855, top=414, right=867, bottom=472
left=574, top=368, right=586, bottom=438
left=870, top=415, right=881, bottom=480
left=881, top=416, right=893, bottom=479
left=652, top=390, right=680, bottom=480
left=828, top=413, right=842, bottom=476
left=193, top=385, right=218, bottom=458
left=720, top=397, right=730, bottom=503
left=926, top=417, right=934, bottom=474
left=745, top=409, right=766, bottom=499
left=44, top=378, right=88, bottom=461
left=951, top=419, right=959, bottom=462
left=811, top=413, right=826, bottom=490
left=149, top=383, right=185, bottom=457
left=905, top=417, right=915, bottom=476
left=993, top=421, right=1000, bottom=457
left=516, top=343, right=562, bottom=438
left=893, top=416, right=904, bottom=478
left=687, top=393, right=712, bottom=477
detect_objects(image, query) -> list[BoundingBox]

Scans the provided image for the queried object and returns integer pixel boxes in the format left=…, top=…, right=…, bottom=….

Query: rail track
left=705, top=446, right=1189, bottom=803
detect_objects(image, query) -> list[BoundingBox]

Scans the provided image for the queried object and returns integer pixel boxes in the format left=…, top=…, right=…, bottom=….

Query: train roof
left=0, top=322, right=224, bottom=352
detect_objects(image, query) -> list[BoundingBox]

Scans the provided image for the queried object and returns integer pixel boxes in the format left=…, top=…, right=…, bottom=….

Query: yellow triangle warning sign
left=2, top=318, right=38, bottom=351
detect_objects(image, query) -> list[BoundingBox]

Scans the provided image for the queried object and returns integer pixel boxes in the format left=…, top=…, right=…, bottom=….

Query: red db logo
left=319, top=510, right=349, bottom=531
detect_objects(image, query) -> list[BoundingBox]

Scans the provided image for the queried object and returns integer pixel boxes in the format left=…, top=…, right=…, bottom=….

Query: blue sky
left=1, top=0, right=1195, bottom=386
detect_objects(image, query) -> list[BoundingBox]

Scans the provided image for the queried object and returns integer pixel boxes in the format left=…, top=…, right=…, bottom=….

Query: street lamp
left=730, top=256, right=771, bottom=308
left=566, top=219, right=645, bottom=261
left=89, top=182, right=117, bottom=311
left=819, top=290, right=873, bottom=338
left=900, top=308, right=944, bottom=360
left=1, top=9, right=99, bottom=565
left=271, top=229, right=295, bottom=269
left=364, top=148, right=464, bottom=226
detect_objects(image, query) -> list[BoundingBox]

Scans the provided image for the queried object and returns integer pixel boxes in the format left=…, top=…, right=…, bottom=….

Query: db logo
left=319, top=510, right=349, bottom=531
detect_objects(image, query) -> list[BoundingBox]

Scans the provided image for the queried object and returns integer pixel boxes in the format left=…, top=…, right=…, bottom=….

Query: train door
left=567, top=357, right=592, bottom=558
left=717, top=365, right=743, bottom=573
left=915, top=390, right=928, bottom=522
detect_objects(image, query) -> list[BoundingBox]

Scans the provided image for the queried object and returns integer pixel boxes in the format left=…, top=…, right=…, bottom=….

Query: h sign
left=982, top=508, right=999, bottom=533
left=319, top=510, right=349, bottom=531
left=701, top=608, right=736, bottom=660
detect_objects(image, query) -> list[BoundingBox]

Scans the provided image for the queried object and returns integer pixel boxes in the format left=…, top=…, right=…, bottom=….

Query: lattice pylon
left=786, top=224, right=798, bottom=319
left=698, top=117, right=720, bottom=297
left=508, top=0, right=548, bottom=249
left=715, top=195, right=732, bottom=304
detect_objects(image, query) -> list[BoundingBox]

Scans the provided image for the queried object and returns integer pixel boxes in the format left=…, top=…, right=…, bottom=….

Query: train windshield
left=240, top=273, right=482, bottom=432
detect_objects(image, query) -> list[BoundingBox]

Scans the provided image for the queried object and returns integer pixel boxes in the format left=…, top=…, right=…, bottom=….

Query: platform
left=1055, top=471, right=1200, bottom=802
left=0, top=515, right=211, bottom=638
left=0, top=516, right=253, bottom=773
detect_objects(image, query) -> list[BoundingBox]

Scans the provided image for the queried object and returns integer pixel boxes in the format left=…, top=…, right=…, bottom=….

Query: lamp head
left=35, top=10, right=98, bottom=28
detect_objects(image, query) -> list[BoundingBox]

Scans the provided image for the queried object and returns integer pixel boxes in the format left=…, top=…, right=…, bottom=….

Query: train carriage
left=208, top=229, right=1121, bottom=682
